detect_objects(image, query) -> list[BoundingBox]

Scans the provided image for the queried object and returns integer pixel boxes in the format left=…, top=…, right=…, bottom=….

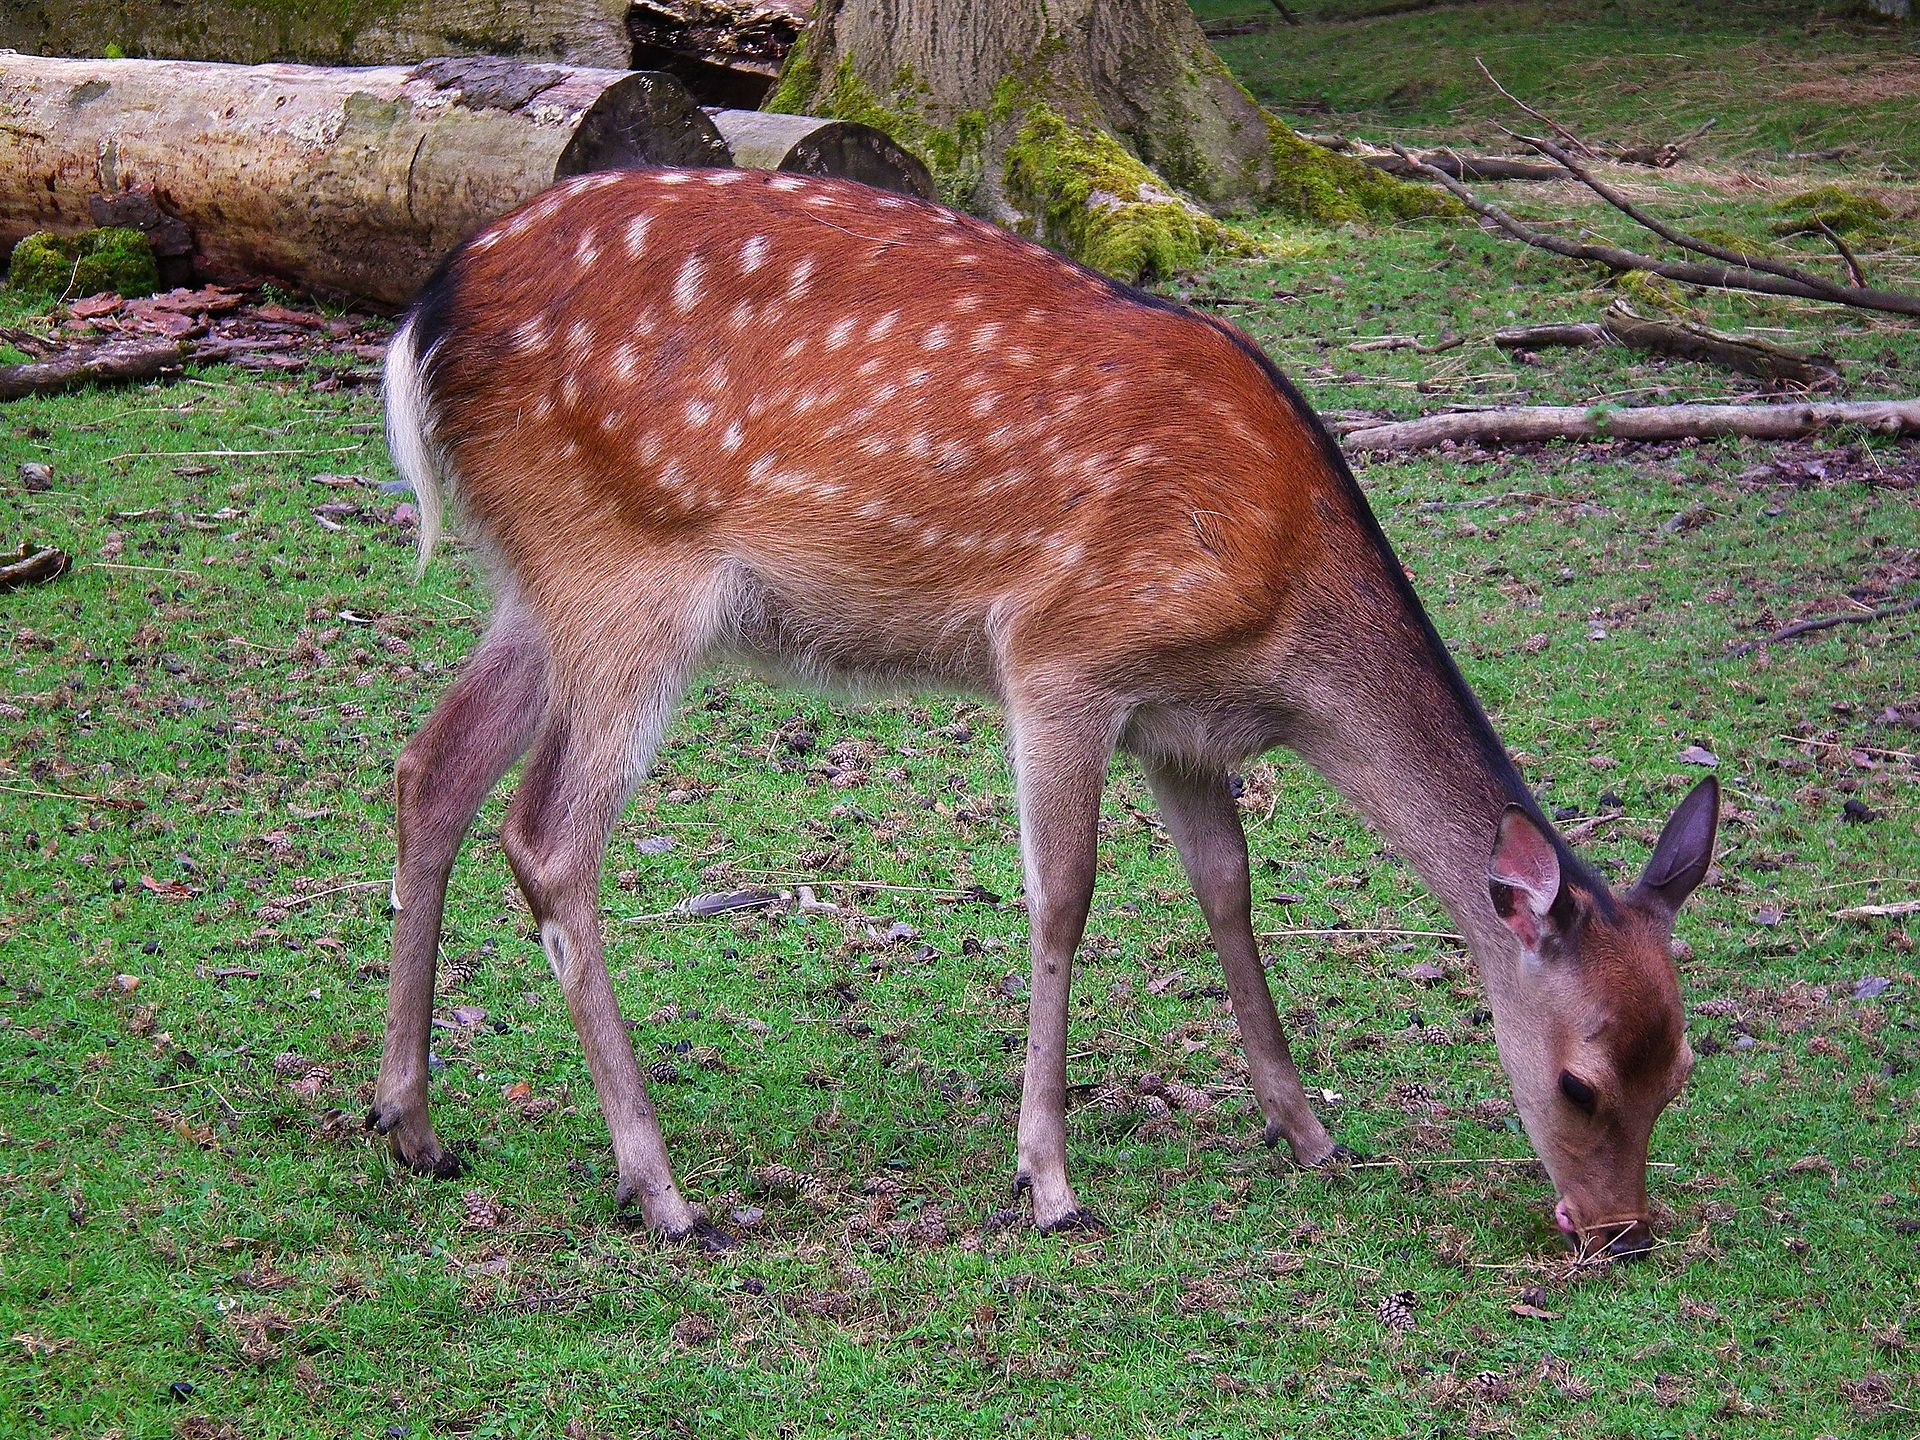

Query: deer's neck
left=1283, top=579, right=1581, bottom=993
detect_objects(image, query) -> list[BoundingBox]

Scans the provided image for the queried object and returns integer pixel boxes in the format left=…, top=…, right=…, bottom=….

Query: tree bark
left=0, top=55, right=728, bottom=309
left=1493, top=303, right=1836, bottom=385
left=766, top=0, right=1443, bottom=280
left=705, top=109, right=934, bottom=196
left=0, top=337, right=184, bottom=401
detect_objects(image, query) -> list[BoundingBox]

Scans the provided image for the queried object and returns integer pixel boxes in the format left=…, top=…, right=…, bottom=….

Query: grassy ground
left=1202, top=0, right=1920, bottom=173
left=5, top=10, right=1920, bottom=1438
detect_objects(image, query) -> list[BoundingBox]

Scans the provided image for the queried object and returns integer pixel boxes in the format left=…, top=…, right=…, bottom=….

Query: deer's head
left=1485, top=778, right=1719, bottom=1258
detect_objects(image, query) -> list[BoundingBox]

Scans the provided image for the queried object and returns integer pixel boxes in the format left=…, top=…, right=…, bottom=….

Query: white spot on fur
left=748, top=453, right=778, bottom=482
left=511, top=316, right=552, bottom=352
left=673, top=254, right=705, bottom=312
left=780, top=335, right=807, bottom=361
left=720, top=420, right=745, bottom=452
left=706, top=169, right=743, bottom=185
left=611, top=341, right=640, bottom=382
left=866, top=310, right=900, bottom=340
left=741, top=234, right=769, bottom=273
left=770, top=174, right=805, bottom=191
left=788, top=256, right=817, bottom=299
left=565, top=319, right=595, bottom=361
left=952, top=292, right=983, bottom=313
left=575, top=228, right=600, bottom=267
left=622, top=214, right=651, bottom=259
left=685, top=398, right=715, bottom=427
left=922, top=323, right=952, bottom=351
left=826, top=318, right=855, bottom=350
left=657, top=172, right=692, bottom=186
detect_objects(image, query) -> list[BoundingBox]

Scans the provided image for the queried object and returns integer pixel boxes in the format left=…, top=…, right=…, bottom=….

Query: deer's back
left=416, top=169, right=1355, bottom=685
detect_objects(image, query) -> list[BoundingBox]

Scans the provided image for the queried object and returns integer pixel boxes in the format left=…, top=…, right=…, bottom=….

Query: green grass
left=1200, top=0, right=1920, bottom=174
left=5, top=14, right=1920, bottom=1433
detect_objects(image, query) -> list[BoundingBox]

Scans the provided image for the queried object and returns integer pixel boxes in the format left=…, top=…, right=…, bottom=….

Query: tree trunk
left=765, top=0, right=1443, bottom=280
left=0, top=55, right=728, bottom=309
left=0, top=0, right=635, bottom=68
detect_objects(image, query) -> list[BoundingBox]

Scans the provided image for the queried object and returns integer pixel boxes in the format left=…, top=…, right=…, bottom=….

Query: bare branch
left=1475, top=57, right=1599, bottom=158
left=1387, top=144, right=1920, bottom=318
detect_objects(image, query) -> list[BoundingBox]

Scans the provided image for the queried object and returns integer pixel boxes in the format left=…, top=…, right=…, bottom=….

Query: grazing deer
left=370, top=167, right=1718, bottom=1256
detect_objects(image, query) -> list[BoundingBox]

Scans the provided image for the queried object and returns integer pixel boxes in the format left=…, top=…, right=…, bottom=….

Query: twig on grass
left=1343, top=397, right=1920, bottom=455
left=1813, top=218, right=1868, bottom=288
left=1259, top=926, right=1466, bottom=942
left=1727, top=595, right=1919, bottom=656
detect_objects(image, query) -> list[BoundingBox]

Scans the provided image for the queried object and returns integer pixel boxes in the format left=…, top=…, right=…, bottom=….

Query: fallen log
left=1362, top=152, right=1567, bottom=183
left=0, top=0, right=635, bottom=68
left=1340, top=398, right=1920, bottom=455
left=1493, top=303, right=1835, bottom=385
left=705, top=109, right=936, bottom=198
left=0, top=337, right=185, bottom=402
left=0, top=55, right=729, bottom=309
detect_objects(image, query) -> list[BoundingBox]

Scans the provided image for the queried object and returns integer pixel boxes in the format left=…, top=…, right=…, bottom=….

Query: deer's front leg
left=1142, top=760, right=1343, bottom=1168
left=1009, top=708, right=1111, bottom=1233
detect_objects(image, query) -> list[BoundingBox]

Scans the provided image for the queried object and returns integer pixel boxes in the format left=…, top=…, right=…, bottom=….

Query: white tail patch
left=382, top=318, right=446, bottom=578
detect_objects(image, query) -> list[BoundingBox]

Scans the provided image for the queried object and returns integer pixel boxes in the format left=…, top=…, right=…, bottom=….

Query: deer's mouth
left=1555, top=1198, right=1654, bottom=1260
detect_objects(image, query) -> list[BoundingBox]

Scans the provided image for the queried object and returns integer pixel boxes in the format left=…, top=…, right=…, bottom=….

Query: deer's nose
left=1594, top=1220, right=1654, bottom=1261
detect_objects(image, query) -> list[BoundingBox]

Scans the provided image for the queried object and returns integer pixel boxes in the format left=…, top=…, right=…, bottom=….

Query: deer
left=369, top=166, right=1719, bottom=1258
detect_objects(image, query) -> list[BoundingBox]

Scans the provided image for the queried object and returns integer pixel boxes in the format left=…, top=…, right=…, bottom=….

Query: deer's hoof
left=1036, top=1206, right=1107, bottom=1237
left=365, top=1105, right=467, bottom=1178
left=1307, top=1143, right=1365, bottom=1171
left=670, top=1218, right=738, bottom=1253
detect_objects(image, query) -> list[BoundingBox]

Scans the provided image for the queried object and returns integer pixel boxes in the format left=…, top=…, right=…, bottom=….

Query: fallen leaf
left=1678, top=745, right=1719, bottom=767
left=1509, top=1301, right=1561, bottom=1321
left=1853, top=976, right=1892, bottom=1001
left=1400, top=962, right=1446, bottom=985
left=139, top=874, right=197, bottom=899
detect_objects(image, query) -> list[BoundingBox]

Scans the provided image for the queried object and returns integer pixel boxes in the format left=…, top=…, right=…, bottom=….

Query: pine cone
left=438, top=950, right=481, bottom=991
left=460, top=1190, right=508, bottom=1230
left=290, top=1064, right=331, bottom=1098
left=1469, top=1370, right=1511, bottom=1403
left=912, top=1205, right=947, bottom=1246
left=1421, top=1024, right=1451, bottom=1046
left=1393, top=1083, right=1439, bottom=1115
left=271, top=1050, right=307, bottom=1077
left=1139, top=1094, right=1172, bottom=1120
left=1376, top=1290, right=1418, bottom=1331
left=757, top=1163, right=831, bottom=1205
left=1160, top=1080, right=1213, bottom=1113
left=647, top=1061, right=681, bottom=1083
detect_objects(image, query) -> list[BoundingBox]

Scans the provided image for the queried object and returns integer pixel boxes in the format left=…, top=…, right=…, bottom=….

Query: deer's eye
left=1559, top=1072, right=1597, bottom=1114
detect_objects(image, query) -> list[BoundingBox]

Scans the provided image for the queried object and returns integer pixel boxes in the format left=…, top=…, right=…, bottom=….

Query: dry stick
left=1494, top=303, right=1833, bottom=385
left=1389, top=145, right=1920, bottom=318
left=1813, top=218, right=1869, bottom=288
left=1259, top=926, right=1466, bottom=941
left=1511, top=133, right=1876, bottom=301
left=1475, top=57, right=1600, bottom=158
left=1342, top=398, right=1920, bottom=454
left=1726, top=595, right=1920, bottom=656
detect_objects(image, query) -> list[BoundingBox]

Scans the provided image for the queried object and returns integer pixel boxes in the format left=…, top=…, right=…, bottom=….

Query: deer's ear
left=1635, top=777, right=1719, bottom=919
left=1488, top=805, right=1563, bottom=954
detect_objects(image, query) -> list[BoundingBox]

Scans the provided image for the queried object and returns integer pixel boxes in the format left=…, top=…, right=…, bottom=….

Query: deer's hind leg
left=500, top=561, right=735, bottom=1243
left=370, top=607, right=548, bottom=1177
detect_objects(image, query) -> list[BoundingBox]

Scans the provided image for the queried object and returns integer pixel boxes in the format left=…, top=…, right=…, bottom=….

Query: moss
left=1612, top=269, right=1690, bottom=315
left=7, top=227, right=159, bottom=300
left=1004, top=106, right=1257, bottom=282
left=1264, top=116, right=1456, bottom=225
left=1769, top=184, right=1894, bottom=237
left=1691, top=224, right=1775, bottom=258
left=763, top=29, right=819, bottom=115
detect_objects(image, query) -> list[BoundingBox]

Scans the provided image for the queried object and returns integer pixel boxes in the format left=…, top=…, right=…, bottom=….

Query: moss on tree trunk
left=766, top=0, right=1448, bottom=281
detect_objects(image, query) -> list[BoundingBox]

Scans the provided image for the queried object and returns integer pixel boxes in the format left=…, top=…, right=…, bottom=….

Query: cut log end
left=561, top=71, right=733, bottom=176
left=706, top=109, right=936, bottom=200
